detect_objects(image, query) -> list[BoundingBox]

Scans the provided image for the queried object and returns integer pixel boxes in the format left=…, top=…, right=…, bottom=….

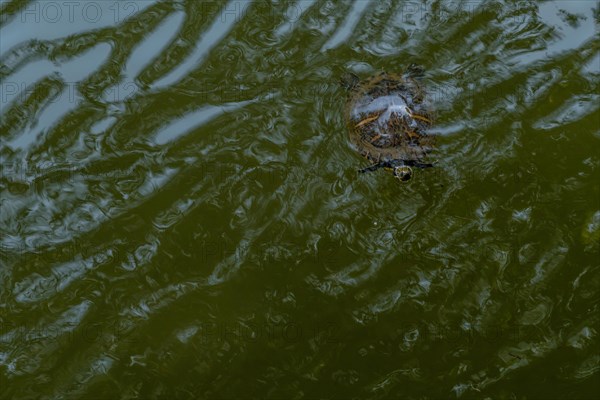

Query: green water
left=1, top=0, right=599, bottom=398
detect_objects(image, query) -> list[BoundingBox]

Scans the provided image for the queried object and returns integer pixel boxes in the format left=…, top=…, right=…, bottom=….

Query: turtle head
left=393, top=165, right=413, bottom=182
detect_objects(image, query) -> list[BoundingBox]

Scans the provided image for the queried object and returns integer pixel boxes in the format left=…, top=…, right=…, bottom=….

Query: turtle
left=341, top=65, right=435, bottom=182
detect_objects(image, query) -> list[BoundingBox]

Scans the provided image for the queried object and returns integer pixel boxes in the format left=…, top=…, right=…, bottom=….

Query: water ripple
left=1, top=0, right=599, bottom=398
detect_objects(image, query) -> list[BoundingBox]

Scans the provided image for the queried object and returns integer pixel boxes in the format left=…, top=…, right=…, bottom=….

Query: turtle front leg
left=358, top=163, right=385, bottom=173
left=404, top=160, right=436, bottom=169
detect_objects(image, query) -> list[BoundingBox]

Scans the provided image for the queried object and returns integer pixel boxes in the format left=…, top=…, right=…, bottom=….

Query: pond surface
left=1, top=1, right=599, bottom=398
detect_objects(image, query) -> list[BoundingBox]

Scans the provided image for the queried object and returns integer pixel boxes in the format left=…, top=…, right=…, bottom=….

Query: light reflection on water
left=1, top=0, right=599, bottom=398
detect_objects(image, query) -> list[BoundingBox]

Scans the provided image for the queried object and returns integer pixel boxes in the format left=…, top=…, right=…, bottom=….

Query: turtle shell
left=344, top=71, right=435, bottom=167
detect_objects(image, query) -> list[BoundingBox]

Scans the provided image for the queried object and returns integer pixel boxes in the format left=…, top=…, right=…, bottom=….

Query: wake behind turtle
left=342, top=66, right=436, bottom=182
